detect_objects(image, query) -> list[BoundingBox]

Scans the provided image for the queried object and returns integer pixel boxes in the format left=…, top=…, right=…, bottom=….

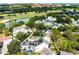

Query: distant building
left=32, top=4, right=51, bottom=8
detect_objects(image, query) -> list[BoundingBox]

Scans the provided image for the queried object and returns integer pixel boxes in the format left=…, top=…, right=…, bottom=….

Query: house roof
left=13, top=25, right=31, bottom=36
left=0, top=35, right=12, bottom=42
left=32, top=4, right=51, bottom=7
left=43, top=36, right=50, bottom=43
left=34, top=43, right=48, bottom=52
left=0, top=20, right=10, bottom=23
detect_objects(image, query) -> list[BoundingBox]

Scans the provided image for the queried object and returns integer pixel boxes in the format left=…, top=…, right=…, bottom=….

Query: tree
left=47, top=12, right=56, bottom=17
left=73, top=26, right=79, bottom=32
left=27, top=18, right=35, bottom=27
left=39, top=15, right=46, bottom=20
left=50, top=29, right=62, bottom=53
left=39, top=32, right=45, bottom=42
left=64, top=16, right=72, bottom=24
left=0, top=23, right=5, bottom=30
left=7, top=40, right=21, bottom=54
left=63, top=30, right=78, bottom=41
left=9, top=21, right=20, bottom=28
left=27, top=16, right=46, bottom=28
left=0, top=16, right=4, bottom=19
left=56, top=14, right=64, bottom=23
left=77, top=36, right=79, bottom=42
left=9, top=21, right=16, bottom=28
left=33, top=30, right=40, bottom=36
left=58, top=25, right=74, bottom=31
left=16, top=32, right=29, bottom=42
left=56, top=15, right=71, bottom=24
left=17, top=21, right=24, bottom=26
left=3, top=28, right=11, bottom=36
left=51, top=29, right=61, bottom=42
left=35, top=23, right=46, bottom=30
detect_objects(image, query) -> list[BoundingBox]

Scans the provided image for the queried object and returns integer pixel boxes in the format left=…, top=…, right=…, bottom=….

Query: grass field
left=0, top=10, right=62, bottom=22
left=0, top=12, right=46, bottom=21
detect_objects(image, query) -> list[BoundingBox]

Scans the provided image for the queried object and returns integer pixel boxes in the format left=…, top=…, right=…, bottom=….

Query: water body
left=5, top=18, right=30, bottom=28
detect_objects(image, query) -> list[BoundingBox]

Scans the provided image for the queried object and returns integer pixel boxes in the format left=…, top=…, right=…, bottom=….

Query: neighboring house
left=0, top=35, right=12, bottom=54
left=34, top=30, right=51, bottom=53
left=21, top=36, right=40, bottom=52
left=47, top=16, right=56, bottom=22
left=31, top=4, right=51, bottom=8
left=35, top=16, right=63, bottom=29
left=21, top=30, right=51, bottom=53
left=44, top=22, right=52, bottom=27
left=52, top=23, right=62, bottom=29
left=71, top=18, right=79, bottom=26
left=1, top=20, right=10, bottom=24
left=13, top=25, right=32, bottom=36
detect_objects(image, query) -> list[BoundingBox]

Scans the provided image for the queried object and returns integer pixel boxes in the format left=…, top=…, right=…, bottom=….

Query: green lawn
left=0, top=12, right=46, bottom=21
left=0, top=10, right=63, bottom=21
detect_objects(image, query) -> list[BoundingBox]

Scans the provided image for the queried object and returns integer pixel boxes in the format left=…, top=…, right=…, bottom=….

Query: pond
left=4, top=18, right=30, bottom=28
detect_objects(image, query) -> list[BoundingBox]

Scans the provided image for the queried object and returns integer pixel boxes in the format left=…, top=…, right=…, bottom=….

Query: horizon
left=0, top=0, right=79, bottom=4
left=0, top=3, right=79, bottom=5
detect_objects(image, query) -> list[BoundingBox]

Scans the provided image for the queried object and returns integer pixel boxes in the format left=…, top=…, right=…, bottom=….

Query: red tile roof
left=32, top=4, right=51, bottom=7
left=0, top=35, right=12, bottom=42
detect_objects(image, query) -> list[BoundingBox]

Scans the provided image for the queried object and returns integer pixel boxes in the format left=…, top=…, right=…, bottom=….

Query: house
left=0, top=35, right=12, bottom=54
left=71, top=18, right=79, bottom=26
left=33, top=31, right=51, bottom=53
left=31, top=4, right=51, bottom=8
left=21, top=33, right=51, bottom=53
left=21, top=36, right=40, bottom=52
left=34, top=43, right=49, bottom=52
left=13, top=25, right=32, bottom=36
left=0, top=20, right=10, bottom=23
left=47, top=16, right=56, bottom=22
left=0, top=35, right=12, bottom=43
left=52, top=23, right=62, bottom=29
left=44, top=22, right=52, bottom=28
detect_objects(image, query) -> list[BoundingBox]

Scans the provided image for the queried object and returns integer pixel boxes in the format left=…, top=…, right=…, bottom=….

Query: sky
left=0, top=0, right=79, bottom=4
